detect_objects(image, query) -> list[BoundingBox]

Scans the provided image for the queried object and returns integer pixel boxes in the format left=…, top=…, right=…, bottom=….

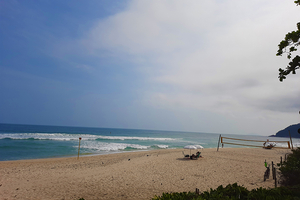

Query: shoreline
left=0, top=148, right=171, bottom=162
left=0, top=146, right=219, bottom=162
left=0, top=148, right=291, bottom=200
left=1, top=146, right=258, bottom=163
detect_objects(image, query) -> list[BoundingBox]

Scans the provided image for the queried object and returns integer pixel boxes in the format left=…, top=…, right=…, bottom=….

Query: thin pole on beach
left=272, top=161, right=275, bottom=180
left=78, top=137, right=82, bottom=160
left=288, top=131, right=293, bottom=150
left=217, top=134, right=221, bottom=151
left=274, top=168, right=277, bottom=188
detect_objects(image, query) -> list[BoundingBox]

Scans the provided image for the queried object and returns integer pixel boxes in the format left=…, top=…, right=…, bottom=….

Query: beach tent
left=184, top=145, right=197, bottom=156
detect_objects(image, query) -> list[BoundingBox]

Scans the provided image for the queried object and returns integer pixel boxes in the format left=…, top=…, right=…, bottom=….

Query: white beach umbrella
left=184, top=145, right=197, bottom=156
left=195, top=145, right=204, bottom=149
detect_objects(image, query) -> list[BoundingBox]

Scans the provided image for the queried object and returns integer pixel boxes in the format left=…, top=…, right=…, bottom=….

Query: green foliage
left=276, top=2, right=300, bottom=81
left=152, top=183, right=300, bottom=200
left=152, top=191, right=199, bottom=200
left=248, top=187, right=295, bottom=200
left=278, top=148, right=300, bottom=186
left=200, top=183, right=249, bottom=200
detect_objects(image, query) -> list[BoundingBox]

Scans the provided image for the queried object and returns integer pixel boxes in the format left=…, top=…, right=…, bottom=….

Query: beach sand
left=0, top=148, right=291, bottom=200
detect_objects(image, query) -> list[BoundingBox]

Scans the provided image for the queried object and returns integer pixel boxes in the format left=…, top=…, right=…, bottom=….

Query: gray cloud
left=79, top=0, right=300, bottom=135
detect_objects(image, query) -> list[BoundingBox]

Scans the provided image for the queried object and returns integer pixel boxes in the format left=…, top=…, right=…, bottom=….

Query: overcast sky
left=0, top=0, right=299, bottom=135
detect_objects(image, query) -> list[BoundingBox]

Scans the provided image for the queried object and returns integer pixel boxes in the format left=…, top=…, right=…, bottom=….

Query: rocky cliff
left=272, top=123, right=300, bottom=138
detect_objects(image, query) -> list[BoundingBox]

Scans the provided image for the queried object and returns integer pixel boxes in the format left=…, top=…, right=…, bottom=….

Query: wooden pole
left=274, top=168, right=277, bottom=188
left=77, top=137, right=82, bottom=160
left=217, top=134, right=221, bottom=151
left=285, top=154, right=287, bottom=162
left=272, top=161, right=275, bottom=180
left=289, top=131, right=293, bottom=150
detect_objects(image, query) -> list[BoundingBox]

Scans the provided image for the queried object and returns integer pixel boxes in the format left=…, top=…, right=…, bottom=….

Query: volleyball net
left=217, top=136, right=291, bottom=150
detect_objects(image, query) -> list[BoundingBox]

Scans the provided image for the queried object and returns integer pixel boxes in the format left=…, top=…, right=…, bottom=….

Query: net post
left=217, top=134, right=221, bottom=151
left=77, top=137, right=82, bottom=160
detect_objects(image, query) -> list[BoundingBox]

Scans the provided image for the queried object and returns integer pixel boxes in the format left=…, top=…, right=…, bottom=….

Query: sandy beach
left=0, top=148, right=291, bottom=200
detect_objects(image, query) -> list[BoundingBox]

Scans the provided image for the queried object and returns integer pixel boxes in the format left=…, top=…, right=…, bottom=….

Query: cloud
left=78, top=0, right=300, bottom=134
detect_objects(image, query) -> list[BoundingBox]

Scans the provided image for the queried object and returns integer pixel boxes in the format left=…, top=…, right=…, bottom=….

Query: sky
left=0, top=0, right=300, bottom=136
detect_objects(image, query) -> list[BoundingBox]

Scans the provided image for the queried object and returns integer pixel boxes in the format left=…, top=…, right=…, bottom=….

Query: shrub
left=152, top=183, right=300, bottom=200
left=278, top=147, right=300, bottom=186
left=152, top=191, right=199, bottom=200
left=200, top=183, right=249, bottom=199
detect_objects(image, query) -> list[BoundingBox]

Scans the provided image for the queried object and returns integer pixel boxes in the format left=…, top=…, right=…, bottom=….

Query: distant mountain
left=272, top=123, right=300, bottom=138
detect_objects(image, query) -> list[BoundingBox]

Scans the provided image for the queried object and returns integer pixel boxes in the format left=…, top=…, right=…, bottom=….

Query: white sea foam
left=0, top=133, right=80, bottom=141
left=291, top=140, right=300, bottom=147
left=79, top=142, right=150, bottom=152
left=262, top=139, right=300, bottom=148
left=95, top=136, right=175, bottom=141
left=155, top=145, right=169, bottom=149
left=0, top=133, right=175, bottom=141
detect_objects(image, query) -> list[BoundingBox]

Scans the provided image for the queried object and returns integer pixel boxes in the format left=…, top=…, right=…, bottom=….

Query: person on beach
left=190, top=151, right=201, bottom=159
left=263, top=139, right=269, bottom=147
left=263, top=139, right=275, bottom=149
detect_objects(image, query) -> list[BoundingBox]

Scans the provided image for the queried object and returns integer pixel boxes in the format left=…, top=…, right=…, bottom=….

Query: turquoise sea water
left=0, top=123, right=299, bottom=161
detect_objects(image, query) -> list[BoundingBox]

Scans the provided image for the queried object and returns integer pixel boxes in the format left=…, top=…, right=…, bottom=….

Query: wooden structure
left=217, top=135, right=291, bottom=151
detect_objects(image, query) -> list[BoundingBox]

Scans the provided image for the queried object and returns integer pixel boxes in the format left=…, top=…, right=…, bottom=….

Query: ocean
left=0, top=123, right=299, bottom=161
